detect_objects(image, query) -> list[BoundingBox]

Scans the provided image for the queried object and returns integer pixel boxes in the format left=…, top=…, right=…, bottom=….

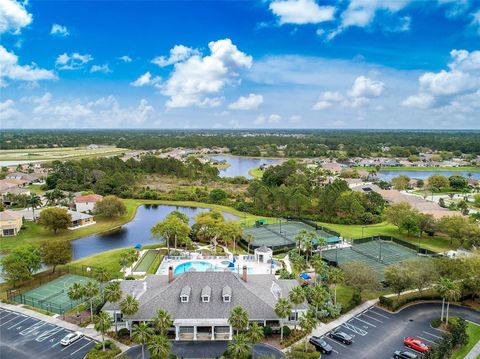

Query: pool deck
left=156, top=251, right=282, bottom=276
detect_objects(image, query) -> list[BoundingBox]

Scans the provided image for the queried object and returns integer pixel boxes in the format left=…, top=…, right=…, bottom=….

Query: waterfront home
left=73, top=194, right=103, bottom=213
left=103, top=268, right=307, bottom=340
left=19, top=207, right=95, bottom=229
left=0, top=210, right=23, bottom=236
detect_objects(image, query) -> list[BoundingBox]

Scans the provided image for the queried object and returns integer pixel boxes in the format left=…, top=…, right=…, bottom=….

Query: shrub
left=286, top=342, right=320, bottom=359
left=118, top=328, right=130, bottom=337
left=283, top=325, right=291, bottom=338
left=378, top=289, right=441, bottom=311
left=349, top=291, right=362, bottom=307
left=86, top=340, right=121, bottom=359
left=263, top=326, right=273, bottom=336
left=431, top=318, right=441, bottom=328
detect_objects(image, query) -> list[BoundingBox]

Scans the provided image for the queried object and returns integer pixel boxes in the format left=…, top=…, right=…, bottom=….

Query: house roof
left=74, top=194, right=103, bottom=203
left=0, top=211, right=22, bottom=221
left=104, top=272, right=306, bottom=321
left=255, top=245, right=272, bottom=253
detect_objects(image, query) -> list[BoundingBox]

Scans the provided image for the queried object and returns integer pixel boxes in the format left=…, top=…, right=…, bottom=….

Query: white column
left=211, top=326, right=215, bottom=340
left=193, top=326, right=197, bottom=340
left=175, top=326, right=179, bottom=340
left=229, top=326, right=233, bottom=340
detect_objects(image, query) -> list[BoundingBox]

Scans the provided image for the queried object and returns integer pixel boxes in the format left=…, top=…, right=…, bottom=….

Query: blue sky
left=1, top=0, right=479, bottom=129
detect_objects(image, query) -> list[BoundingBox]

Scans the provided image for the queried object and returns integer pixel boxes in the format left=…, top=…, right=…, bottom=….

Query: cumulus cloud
left=228, top=93, right=264, bottom=110
left=152, top=45, right=199, bottom=67
left=402, top=49, right=480, bottom=109
left=90, top=64, right=112, bottom=73
left=0, top=99, right=20, bottom=121
left=118, top=55, right=132, bottom=63
left=0, top=45, right=56, bottom=87
left=0, top=0, right=32, bottom=34
left=269, top=0, right=335, bottom=25
left=56, top=52, right=93, bottom=70
left=254, top=114, right=282, bottom=125
left=50, top=23, right=69, bottom=37
left=130, top=72, right=161, bottom=88
left=348, top=76, right=385, bottom=98
left=11, top=92, right=159, bottom=128
left=161, top=39, right=252, bottom=108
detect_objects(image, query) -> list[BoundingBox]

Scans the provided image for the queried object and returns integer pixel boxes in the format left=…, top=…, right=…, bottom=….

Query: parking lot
left=317, top=303, right=480, bottom=359
left=0, top=308, right=96, bottom=359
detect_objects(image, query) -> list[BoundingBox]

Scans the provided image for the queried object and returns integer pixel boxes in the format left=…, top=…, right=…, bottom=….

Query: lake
left=378, top=170, right=480, bottom=181
left=208, top=155, right=281, bottom=178
left=71, top=204, right=238, bottom=260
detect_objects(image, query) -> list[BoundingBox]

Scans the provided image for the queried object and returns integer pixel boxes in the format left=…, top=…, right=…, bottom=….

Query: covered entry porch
left=174, top=319, right=233, bottom=341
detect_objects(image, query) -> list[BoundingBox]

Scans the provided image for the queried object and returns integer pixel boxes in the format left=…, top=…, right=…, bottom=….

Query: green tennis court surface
left=322, top=240, right=418, bottom=279
left=134, top=250, right=158, bottom=272
left=244, top=221, right=340, bottom=250
left=13, top=274, right=93, bottom=314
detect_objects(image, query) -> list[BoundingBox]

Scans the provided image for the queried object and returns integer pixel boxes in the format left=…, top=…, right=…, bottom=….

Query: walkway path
left=465, top=332, right=480, bottom=359
left=283, top=254, right=292, bottom=273
left=0, top=302, right=130, bottom=352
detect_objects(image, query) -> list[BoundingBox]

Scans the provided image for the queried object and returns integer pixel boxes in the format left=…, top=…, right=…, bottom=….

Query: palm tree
left=310, top=254, right=328, bottom=282
left=328, top=267, right=345, bottom=306
left=444, top=281, right=461, bottom=325
left=310, top=284, right=329, bottom=315
left=44, top=191, right=56, bottom=206
left=132, top=322, right=154, bottom=359
left=104, top=281, right=123, bottom=333
left=94, top=311, right=112, bottom=351
left=245, top=233, right=254, bottom=254
left=67, top=282, right=84, bottom=316
left=275, top=297, right=292, bottom=342
left=94, top=266, right=110, bottom=284
left=227, top=334, right=251, bottom=359
left=119, top=294, right=139, bottom=336
left=247, top=323, right=264, bottom=359
left=148, top=335, right=171, bottom=359
left=228, top=306, right=249, bottom=335
left=152, top=309, right=173, bottom=335
left=288, top=286, right=305, bottom=330
left=83, top=281, right=100, bottom=323
left=299, top=310, right=317, bottom=352
left=436, top=277, right=452, bottom=323
left=27, top=194, right=42, bottom=218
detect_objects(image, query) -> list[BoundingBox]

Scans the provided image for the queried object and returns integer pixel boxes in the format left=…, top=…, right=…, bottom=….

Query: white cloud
left=403, top=49, right=480, bottom=109
left=289, top=115, right=302, bottom=123
left=90, top=64, right=112, bottom=73
left=55, top=52, right=93, bottom=70
left=254, top=114, right=282, bottom=125
left=130, top=72, right=161, bottom=87
left=152, top=45, right=199, bottom=67
left=0, top=45, right=56, bottom=86
left=0, top=0, right=32, bottom=34
left=228, top=93, right=263, bottom=110
left=313, top=91, right=344, bottom=110
left=50, top=23, right=69, bottom=37
left=269, top=0, right=335, bottom=25
left=348, top=76, right=384, bottom=98
left=0, top=99, right=19, bottom=121
left=162, top=38, right=252, bottom=108
left=118, top=55, right=132, bottom=63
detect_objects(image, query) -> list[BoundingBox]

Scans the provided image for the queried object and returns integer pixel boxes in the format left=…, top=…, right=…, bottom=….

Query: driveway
left=125, top=341, right=284, bottom=358
left=315, top=302, right=480, bottom=359
left=0, top=307, right=96, bottom=359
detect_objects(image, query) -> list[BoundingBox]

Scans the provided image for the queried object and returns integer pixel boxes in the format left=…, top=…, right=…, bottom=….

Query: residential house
left=5, top=172, right=45, bottom=184
left=74, top=194, right=103, bottom=213
left=18, top=207, right=95, bottom=228
left=103, top=268, right=307, bottom=340
left=0, top=210, right=23, bottom=236
left=0, top=187, right=31, bottom=206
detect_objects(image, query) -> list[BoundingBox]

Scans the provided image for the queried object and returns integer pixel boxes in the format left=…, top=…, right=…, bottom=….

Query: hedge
left=379, top=289, right=440, bottom=311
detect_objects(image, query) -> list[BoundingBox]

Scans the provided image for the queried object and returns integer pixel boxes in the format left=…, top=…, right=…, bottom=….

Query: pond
left=378, top=170, right=480, bottom=181
left=208, top=155, right=281, bottom=178
left=71, top=204, right=238, bottom=260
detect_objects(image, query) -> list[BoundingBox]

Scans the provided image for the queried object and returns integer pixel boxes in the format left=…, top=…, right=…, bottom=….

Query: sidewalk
left=0, top=302, right=130, bottom=352
left=465, top=336, right=480, bottom=359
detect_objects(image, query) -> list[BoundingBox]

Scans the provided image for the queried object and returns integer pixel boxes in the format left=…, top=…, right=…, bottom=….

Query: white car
left=60, top=331, right=84, bottom=346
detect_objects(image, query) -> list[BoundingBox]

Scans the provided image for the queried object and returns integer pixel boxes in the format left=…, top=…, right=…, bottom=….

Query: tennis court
left=13, top=274, right=93, bottom=314
left=322, top=239, right=418, bottom=279
left=134, top=250, right=158, bottom=272
left=243, top=221, right=340, bottom=250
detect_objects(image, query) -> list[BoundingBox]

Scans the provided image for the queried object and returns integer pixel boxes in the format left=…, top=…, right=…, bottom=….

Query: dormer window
left=180, top=286, right=191, bottom=303
left=222, top=285, right=232, bottom=303
left=201, top=286, right=211, bottom=303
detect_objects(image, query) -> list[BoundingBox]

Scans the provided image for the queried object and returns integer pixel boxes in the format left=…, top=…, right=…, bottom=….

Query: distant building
left=74, top=194, right=103, bottom=213
left=0, top=211, right=23, bottom=236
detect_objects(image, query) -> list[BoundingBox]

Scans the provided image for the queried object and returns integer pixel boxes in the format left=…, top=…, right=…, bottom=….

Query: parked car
left=403, top=337, right=431, bottom=353
left=394, top=350, right=418, bottom=359
left=60, top=331, right=84, bottom=346
left=329, top=330, right=353, bottom=344
left=309, top=336, right=333, bottom=354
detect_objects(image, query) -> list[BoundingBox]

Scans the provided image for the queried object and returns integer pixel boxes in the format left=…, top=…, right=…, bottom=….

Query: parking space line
left=342, top=322, right=368, bottom=336
left=0, top=314, right=22, bottom=326
left=61, top=338, right=86, bottom=351
left=361, top=313, right=383, bottom=323
left=20, top=322, right=47, bottom=336
left=324, top=337, right=347, bottom=349
left=417, top=335, right=436, bottom=344
left=36, top=327, right=64, bottom=342
left=352, top=316, right=376, bottom=327
left=51, top=330, right=73, bottom=347
left=368, top=309, right=391, bottom=319
left=7, top=316, right=30, bottom=329
left=70, top=341, right=93, bottom=356
left=423, top=330, right=442, bottom=339
left=0, top=311, right=15, bottom=320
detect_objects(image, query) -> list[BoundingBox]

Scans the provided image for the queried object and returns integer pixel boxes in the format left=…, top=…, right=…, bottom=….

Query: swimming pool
left=173, top=261, right=252, bottom=276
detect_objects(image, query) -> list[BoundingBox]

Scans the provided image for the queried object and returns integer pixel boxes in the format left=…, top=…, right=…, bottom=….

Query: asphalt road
left=125, top=341, right=284, bottom=358
left=0, top=307, right=96, bottom=359
left=316, top=302, right=480, bottom=359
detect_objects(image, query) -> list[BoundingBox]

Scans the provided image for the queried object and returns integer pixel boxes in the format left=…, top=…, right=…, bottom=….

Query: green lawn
left=335, top=285, right=388, bottom=310
left=317, top=221, right=455, bottom=253
left=26, top=184, right=46, bottom=195
left=451, top=322, right=480, bottom=359
left=71, top=247, right=132, bottom=275
left=248, top=167, right=264, bottom=178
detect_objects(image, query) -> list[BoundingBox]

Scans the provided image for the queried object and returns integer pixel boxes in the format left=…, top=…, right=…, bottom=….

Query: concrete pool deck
left=156, top=251, right=282, bottom=276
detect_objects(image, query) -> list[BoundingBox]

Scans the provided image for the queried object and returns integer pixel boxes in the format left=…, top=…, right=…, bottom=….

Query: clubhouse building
left=103, top=266, right=307, bottom=340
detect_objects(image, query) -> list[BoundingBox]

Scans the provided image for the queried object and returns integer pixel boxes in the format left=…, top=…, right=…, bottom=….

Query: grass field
left=451, top=321, right=480, bottom=359
left=316, top=221, right=454, bottom=253
left=248, top=167, right=264, bottom=178
left=0, top=146, right=127, bottom=162
left=134, top=250, right=158, bottom=272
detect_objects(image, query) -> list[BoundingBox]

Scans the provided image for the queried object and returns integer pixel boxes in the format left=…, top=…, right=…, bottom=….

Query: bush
left=378, top=289, right=441, bottom=311
left=349, top=291, right=362, bottom=307
left=86, top=340, right=121, bottom=359
left=118, top=328, right=130, bottom=337
left=286, top=342, right=321, bottom=359
left=263, top=326, right=273, bottom=336
left=283, top=326, right=291, bottom=337
left=431, top=318, right=441, bottom=328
